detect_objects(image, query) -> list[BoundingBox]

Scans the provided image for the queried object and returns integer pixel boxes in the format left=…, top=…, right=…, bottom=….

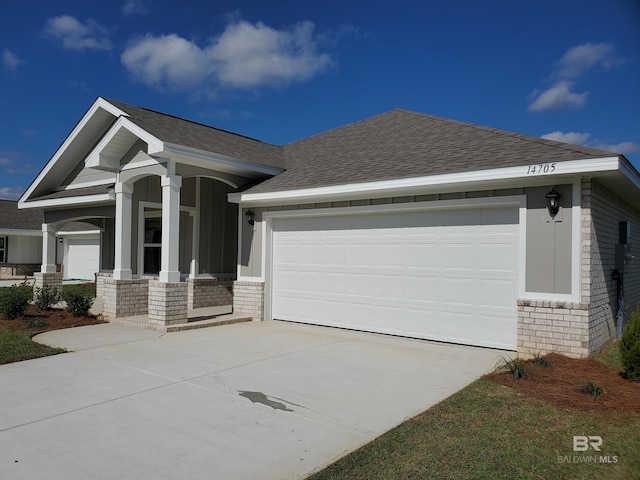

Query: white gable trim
left=229, top=157, right=621, bottom=206
left=20, top=193, right=115, bottom=209
left=19, top=97, right=126, bottom=208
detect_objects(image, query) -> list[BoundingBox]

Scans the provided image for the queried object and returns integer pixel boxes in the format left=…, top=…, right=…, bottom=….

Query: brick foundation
left=101, top=278, right=149, bottom=320
left=233, top=281, right=264, bottom=321
left=517, top=299, right=590, bottom=358
left=148, top=280, right=188, bottom=326
left=187, top=276, right=234, bottom=309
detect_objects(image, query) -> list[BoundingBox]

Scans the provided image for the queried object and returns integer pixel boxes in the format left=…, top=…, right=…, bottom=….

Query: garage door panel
left=65, top=238, right=100, bottom=280
left=271, top=206, right=518, bottom=350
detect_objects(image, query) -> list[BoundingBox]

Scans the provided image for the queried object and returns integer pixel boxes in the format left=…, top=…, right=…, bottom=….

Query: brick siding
left=148, top=280, right=188, bottom=326
left=101, top=278, right=149, bottom=320
left=187, top=276, right=234, bottom=309
left=233, top=281, right=264, bottom=321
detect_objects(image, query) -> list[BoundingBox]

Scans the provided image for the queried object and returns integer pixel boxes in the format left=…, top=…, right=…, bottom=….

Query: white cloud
left=541, top=131, right=639, bottom=155
left=0, top=187, right=25, bottom=200
left=528, top=42, right=623, bottom=112
left=555, top=42, right=621, bottom=79
left=591, top=141, right=640, bottom=155
left=528, top=80, right=587, bottom=112
left=0, top=157, right=10, bottom=165
left=121, top=20, right=332, bottom=91
left=123, top=0, right=148, bottom=16
left=43, top=15, right=112, bottom=51
left=541, top=131, right=591, bottom=144
left=2, top=48, right=23, bottom=70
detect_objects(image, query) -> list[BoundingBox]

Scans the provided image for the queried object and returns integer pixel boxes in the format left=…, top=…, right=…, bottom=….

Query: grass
left=308, top=346, right=640, bottom=480
left=0, top=282, right=98, bottom=365
left=0, top=327, right=65, bottom=364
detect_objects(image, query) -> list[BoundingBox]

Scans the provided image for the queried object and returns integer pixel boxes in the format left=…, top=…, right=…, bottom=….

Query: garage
left=270, top=204, right=519, bottom=350
left=63, top=235, right=101, bottom=280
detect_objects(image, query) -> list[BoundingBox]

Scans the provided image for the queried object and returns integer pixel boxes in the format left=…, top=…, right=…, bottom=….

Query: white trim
left=262, top=196, right=525, bottom=323
left=137, top=201, right=196, bottom=278
left=229, top=157, right=620, bottom=206
left=0, top=229, right=41, bottom=236
left=120, top=158, right=165, bottom=171
left=58, top=178, right=115, bottom=191
left=56, top=230, right=101, bottom=236
left=163, top=143, right=284, bottom=177
left=85, top=117, right=163, bottom=170
left=19, top=193, right=115, bottom=209
left=19, top=98, right=126, bottom=207
left=519, top=179, right=582, bottom=303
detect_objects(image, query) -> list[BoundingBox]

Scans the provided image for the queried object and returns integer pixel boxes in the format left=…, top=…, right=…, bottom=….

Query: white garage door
left=271, top=205, right=518, bottom=350
left=65, top=237, right=100, bottom=280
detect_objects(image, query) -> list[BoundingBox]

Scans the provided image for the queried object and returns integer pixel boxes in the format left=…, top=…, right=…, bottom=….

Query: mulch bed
left=0, top=304, right=104, bottom=336
left=485, top=353, right=640, bottom=413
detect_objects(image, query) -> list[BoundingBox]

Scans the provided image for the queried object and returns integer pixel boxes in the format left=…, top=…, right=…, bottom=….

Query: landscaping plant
left=0, top=282, right=33, bottom=320
left=33, top=285, right=60, bottom=311
left=620, top=308, right=640, bottom=381
left=62, top=289, right=94, bottom=317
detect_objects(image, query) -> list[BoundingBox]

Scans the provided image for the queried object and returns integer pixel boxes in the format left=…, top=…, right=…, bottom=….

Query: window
left=0, top=236, right=6, bottom=263
left=143, top=216, right=162, bottom=275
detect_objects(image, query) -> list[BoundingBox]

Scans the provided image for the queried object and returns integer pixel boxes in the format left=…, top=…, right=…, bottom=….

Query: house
left=0, top=199, right=101, bottom=280
left=18, top=97, right=640, bottom=357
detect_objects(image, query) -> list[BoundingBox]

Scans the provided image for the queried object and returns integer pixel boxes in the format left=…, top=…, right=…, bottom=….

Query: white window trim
left=137, top=201, right=196, bottom=278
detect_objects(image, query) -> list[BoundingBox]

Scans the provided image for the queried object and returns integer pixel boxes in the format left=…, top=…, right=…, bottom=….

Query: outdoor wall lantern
left=545, top=186, right=561, bottom=217
left=245, top=209, right=255, bottom=226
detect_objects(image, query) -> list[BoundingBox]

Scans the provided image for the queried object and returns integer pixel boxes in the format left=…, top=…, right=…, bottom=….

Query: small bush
left=20, top=317, right=47, bottom=329
left=33, top=285, right=60, bottom=311
left=579, top=380, right=604, bottom=401
left=532, top=351, right=552, bottom=368
left=497, top=356, right=527, bottom=379
left=62, top=290, right=94, bottom=317
left=0, top=282, right=33, bottom=320
left=620, top=309, right=640, bottom=381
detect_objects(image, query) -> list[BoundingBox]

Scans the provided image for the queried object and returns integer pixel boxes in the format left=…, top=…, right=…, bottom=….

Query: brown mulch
left=484, top=353, right=640, bottom=413
left=0, top=304, right=104, bottom=336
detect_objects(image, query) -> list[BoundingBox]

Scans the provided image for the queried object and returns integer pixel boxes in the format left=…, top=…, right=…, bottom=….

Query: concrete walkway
left=0, top=321, right=502, bottom=480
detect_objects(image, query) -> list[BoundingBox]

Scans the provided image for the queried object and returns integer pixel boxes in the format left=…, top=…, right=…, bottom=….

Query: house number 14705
left=526, top=163, right=556, bottom=175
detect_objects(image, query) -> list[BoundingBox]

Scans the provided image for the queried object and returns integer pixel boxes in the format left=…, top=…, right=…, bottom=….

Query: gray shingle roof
left=107, top=99, right=285, bottom=170
left=244, top=109, right=617, bottom=194
left=29, top=184, right=114, bottom=202
left=0, top=200, right=43, bottom=230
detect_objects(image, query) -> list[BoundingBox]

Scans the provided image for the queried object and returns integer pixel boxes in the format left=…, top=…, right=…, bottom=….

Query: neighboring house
left=0, top=199, right=43, bottom=276
left=0, top=199, right=100, bottom=279
left=18, top=97, right=640, bottom=357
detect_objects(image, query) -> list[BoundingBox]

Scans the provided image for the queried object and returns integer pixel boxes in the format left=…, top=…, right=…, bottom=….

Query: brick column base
left=33, top=272, right=63, bottom=298
left=148, top=280, right=188, bottom=327
left=102, top=278, right=149, bottom=320
left=233, top=281, right=264, bottom=321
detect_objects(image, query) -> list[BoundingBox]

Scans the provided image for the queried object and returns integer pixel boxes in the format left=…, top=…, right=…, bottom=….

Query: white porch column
left=159, top=174, right=182, bottom=283
left=113, top=182, right=133, bottom=280
left=189, top=177, right=201, bottom=278
left=41, top=223, right=57, bottom=273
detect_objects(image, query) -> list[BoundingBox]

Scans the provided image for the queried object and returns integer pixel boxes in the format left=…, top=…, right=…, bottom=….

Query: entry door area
left=270, top=205, right=519, bottom=350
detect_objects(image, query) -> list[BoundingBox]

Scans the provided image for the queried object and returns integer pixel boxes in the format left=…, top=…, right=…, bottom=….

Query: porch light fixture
left=545, top=186, right=561, bottom=217
left=245, top=209, right=255, bottom=226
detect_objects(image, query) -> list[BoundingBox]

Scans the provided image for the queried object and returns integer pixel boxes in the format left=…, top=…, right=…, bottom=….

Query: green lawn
left=309, top=350, right=639, bottom=480
left=0, top=327, right=65, bottom=365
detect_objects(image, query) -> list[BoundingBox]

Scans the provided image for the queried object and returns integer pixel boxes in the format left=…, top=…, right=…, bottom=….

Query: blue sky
left=1, top=0, right=639, bottom=200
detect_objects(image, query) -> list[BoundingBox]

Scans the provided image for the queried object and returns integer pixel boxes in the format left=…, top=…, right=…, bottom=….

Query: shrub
left=496, top=356, right=527, bottom=379
left=620, top=309, right=640, bottom=381
left=579, top=380, right=604, bottom=401
left=62, top=289, right=94, bottom=317
left=33, top=285, right=60, bottom=311
left=20, top=317, right=47, bottom=329
left=0, top=282, right=33, bottom=320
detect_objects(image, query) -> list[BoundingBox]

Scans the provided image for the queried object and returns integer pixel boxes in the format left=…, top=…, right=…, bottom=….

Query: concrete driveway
left=0, top=321, right=502, bottom=480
